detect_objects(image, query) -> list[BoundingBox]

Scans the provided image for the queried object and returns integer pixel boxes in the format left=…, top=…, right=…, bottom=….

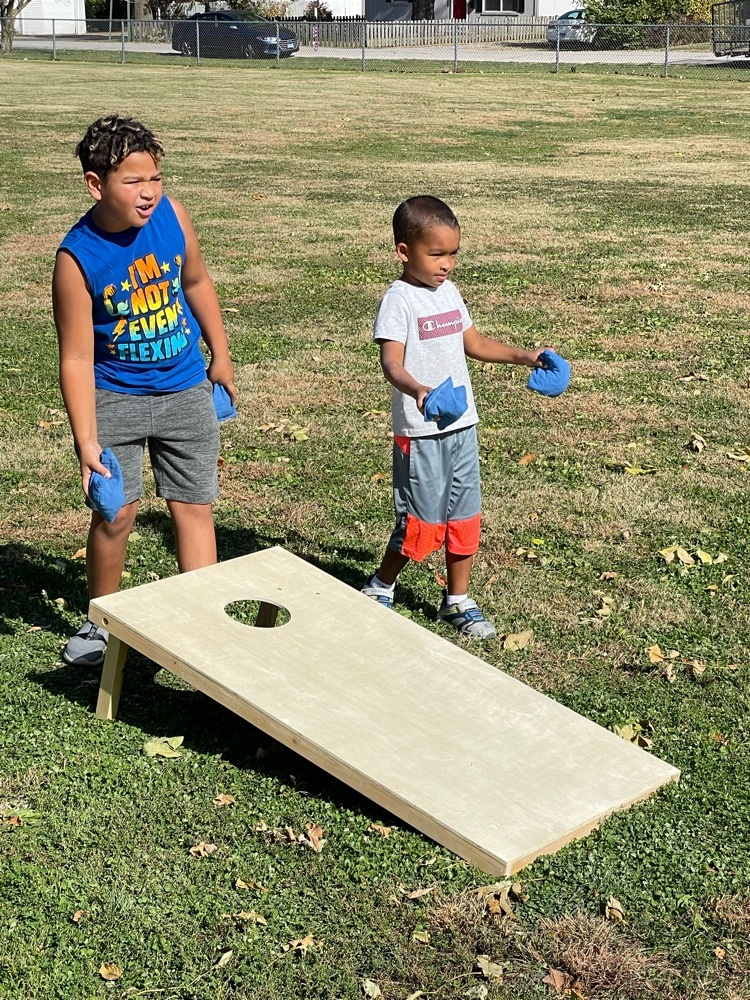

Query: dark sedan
left=172, top=10, right=299, bottom=59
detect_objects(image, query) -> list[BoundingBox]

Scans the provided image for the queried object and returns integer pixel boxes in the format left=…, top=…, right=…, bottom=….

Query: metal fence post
left=555, top=25, right=560, bottom=73
left=196, top=18, right=200, bottom=66
left=276, top=20, right=280, bottom=68
left=453, top=20, right=458, bottom=72
left=664, top=24, right=670, bottom=77
left=121, top=20, right=125, bottom=63
left=52, top=18, right=56, bottom=58
left=361, top=20, right=366, bottom=72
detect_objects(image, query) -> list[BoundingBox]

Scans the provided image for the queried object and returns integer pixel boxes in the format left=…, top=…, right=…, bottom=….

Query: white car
left=546, top=9, right=599, bottom=45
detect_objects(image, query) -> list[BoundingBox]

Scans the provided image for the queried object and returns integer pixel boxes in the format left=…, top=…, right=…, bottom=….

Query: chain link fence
left=3, top=16, right=749, bottom=78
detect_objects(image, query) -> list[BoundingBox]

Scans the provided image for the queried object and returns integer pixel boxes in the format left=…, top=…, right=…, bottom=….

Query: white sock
left=447, top=593, right=468, bottom=606
left=372, top=574, right=395, bottom=593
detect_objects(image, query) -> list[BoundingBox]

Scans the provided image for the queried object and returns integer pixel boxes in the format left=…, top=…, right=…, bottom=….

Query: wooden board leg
left=255, top=601, right=279, bottom=628
left=95, top=636, right=129, bottom=720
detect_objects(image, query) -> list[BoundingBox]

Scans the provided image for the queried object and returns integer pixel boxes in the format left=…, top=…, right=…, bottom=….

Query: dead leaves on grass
left=142, top=736, right=184, bottom=759
left=253, top=819, right=326, bottom=853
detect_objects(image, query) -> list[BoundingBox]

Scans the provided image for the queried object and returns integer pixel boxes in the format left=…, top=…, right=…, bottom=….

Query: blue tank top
left=59, top=197, right=207, bottom=394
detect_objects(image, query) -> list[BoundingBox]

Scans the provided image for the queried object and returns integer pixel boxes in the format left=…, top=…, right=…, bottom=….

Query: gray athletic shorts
left=93, top=379, right=220, bottom=506
left=388, top=424, right=481, bottom=562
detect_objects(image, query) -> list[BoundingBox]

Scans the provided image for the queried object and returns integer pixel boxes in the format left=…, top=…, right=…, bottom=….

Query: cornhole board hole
left=90, top=546, right=679, bottom=875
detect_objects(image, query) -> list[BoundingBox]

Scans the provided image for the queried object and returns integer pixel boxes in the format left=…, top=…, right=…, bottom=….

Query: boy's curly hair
left=75, top=115, right=164, bottom=178
left=393, top=196, right=459, bottom=246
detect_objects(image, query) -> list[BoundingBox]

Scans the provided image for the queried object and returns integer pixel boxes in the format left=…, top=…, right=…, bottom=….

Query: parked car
left=546, top=9, right=599, bottom=46
left=172, top=10, right=299, bottom=59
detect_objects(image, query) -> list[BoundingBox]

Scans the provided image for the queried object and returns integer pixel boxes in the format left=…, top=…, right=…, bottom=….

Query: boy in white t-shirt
left=361, top=196, right=548, bottom=639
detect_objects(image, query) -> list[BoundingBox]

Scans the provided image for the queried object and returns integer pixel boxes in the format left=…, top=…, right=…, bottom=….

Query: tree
left=1, top=0, right=34, bottom=52
left=411, top=0, right=434, bottom=18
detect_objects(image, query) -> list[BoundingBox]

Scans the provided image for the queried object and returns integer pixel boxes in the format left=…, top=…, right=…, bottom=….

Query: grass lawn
left=1, top=60, right=750, bottom=999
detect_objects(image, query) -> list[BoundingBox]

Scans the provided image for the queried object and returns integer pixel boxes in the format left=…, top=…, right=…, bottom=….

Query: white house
left=16, top=0, right=86, bottom=34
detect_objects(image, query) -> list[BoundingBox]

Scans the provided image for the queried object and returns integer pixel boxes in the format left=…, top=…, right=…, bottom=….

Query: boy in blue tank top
left=53, top=115, right=236, bottom=667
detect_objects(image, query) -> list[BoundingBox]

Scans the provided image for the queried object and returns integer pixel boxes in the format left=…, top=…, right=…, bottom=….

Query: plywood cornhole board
left=89, top=546, right=679, bottom=875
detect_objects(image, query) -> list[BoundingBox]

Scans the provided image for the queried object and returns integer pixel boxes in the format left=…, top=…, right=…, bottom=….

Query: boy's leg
left=63, top=501, right=140, bottom=667
left=376, top=547, right=410, bottom=586
left=166, top=500, right=217, bottom=572
left=438, top=427, right=496, bottom=639
left=87, top=501, right=140, bottom=597
left=446, top=551, right=474, bottom=598
left=148, top=380, right=220, bottom=573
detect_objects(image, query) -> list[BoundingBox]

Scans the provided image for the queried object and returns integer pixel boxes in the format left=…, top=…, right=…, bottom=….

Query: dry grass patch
left=524, top=912, right=679, bottom=998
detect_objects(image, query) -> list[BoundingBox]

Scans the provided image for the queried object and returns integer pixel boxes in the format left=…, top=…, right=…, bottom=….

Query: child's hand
left=416, top=385, right=432, bottom=414
left=78, top=442, right=109, bottom=499
left=527, top=346, right=554, bottom=368
left=208, top=355, right=237, bottom=403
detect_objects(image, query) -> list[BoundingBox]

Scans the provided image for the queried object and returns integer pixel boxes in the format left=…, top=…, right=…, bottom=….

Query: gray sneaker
left=62, top=620, right=109, bottom=667
left=438, top=595, right=497, bottom=640
left=361, top=576, right=395, bottom=609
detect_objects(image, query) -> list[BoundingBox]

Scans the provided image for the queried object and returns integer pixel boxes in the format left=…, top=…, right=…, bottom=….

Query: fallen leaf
left=227, top=910, right=267, bottom=925
left=695, top=548, right=713, bottom=565
left=727, top=446, right=750, bottom=462
left=715, top=945, right=727, bottom=960
left=99, top=963, right=122, bottom=981
left=676, top=547, right=695, bottom=566
left=27, top=626, right=42, bottom=633
left=72, top=547, right=87, bottom=560
left=367, top=823, right=391, bottom=838
left=412, top=929, right=431, bottom=944
left=189, top=842, right=217, bottom=858
left=302, top=822, right=326, bottom=853
left=143, top=736, right=184, bottom=759
left=222, top=307, right=240, bottom=313
left=235, top=878, right=268, bottom=891
left=623, top=465, right=656, bottom=475
left=72, top=909, right=84, bottom=923
left=605, top=895, right=625, bottom=923
left=362, top=980, right=382, bottom=998
left=406, top=886, right=435, bottom=900
left=599, top=571, right=618, bottom=580
left=214, top=950, right=233, bottom=968
left=613, top=719, right=653, bottom=749
left=213, top=793, right=236, bottom=807
left=503, top=630, right=533, bottom=651
left=476, top=954, right=505, bottom=981
left=282, top=932, right=319, bottom=957
left=659, top=545, right=678, bottom=563
left=715, top=552, right=729, bottom=564
left=684, top=659, right=706, bottom=679
left=519, top=453, right=536, bottom=466
left=663, top=662, right=676, bottom=684
left=676, top=371, right=708, bottom=382
left=646, top=644, right=664, bottom=664
left=370, top=472, right=388, bottom=483
left=405, top=993, right=426, bottom=1000
left=543, top=967, right=571, bottom=992
left=688, top=434, right=706, bottom=453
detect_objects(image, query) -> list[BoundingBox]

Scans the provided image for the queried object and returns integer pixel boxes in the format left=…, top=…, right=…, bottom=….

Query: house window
left=483, top=0, right=524, bottom=10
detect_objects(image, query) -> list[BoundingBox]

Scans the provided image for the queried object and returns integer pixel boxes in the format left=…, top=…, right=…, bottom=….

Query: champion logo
left=418, top=309, right=463, bottom=340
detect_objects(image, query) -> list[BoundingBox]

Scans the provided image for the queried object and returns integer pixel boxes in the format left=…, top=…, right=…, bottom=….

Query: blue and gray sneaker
left=361, top=576, right=395, bottom=609
left=438, top=594, right=497, bottom=640
left=62, top=620, right=109, bottom=667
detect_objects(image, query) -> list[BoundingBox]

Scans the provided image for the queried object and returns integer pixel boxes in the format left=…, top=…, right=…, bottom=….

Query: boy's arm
left=170, top=197, right=237, bottom=403
left=53, top=250, right=110, bottom=497
left=463, top=324, right=548, bottom=368
left=379, top=340, right=432, bottom=414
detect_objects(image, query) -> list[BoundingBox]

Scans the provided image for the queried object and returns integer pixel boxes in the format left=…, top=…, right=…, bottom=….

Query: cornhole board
left=89, top=546, right=679, bottom=875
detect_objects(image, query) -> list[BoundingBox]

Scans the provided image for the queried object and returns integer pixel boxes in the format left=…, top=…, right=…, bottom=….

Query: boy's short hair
left=393, top=196, right=459, bottom=246
left=75, top=115, right=164, bottom=178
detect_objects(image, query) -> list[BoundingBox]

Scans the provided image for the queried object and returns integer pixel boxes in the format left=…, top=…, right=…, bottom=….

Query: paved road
left=13, top=34, right=745, bottom=68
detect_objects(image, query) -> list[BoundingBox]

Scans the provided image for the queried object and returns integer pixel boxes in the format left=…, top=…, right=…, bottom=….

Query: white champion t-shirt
left=373, top=277, right=479, bottom=438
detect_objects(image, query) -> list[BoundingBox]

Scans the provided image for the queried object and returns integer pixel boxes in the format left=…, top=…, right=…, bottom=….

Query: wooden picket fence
left=278, top=17, right=550, bottom=48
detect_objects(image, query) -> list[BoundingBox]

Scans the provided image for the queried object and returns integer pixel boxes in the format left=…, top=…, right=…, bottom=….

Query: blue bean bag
left=213, top=382, right=237, bottom=422
left=423, top=376, right=469, bottom=431
left=89, top=448, right=126, bottom=523
left=527, top=350, right=571, bottom=397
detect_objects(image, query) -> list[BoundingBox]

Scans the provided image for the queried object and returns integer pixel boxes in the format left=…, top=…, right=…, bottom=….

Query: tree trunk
left=412, top=0, right=435, bottom=18
left=0, top=16, right=16, bottom=53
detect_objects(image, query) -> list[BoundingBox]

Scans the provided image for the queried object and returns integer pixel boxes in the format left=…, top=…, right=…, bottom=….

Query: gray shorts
left=388, top=424, right=481, bottom=562
left=93, top=379, right=220, bottom=506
